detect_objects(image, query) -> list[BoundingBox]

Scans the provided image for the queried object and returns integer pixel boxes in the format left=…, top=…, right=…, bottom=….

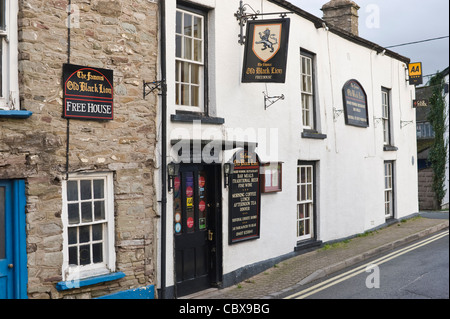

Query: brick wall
left=1, top=0, right=159, bottom=299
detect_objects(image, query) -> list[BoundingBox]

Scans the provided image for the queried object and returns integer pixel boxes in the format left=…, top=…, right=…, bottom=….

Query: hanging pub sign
left=242, top=19, right=290, bottom=83
left=229, top=149, right=261, bottom=244
left=408, top=62, right=423, bottom=86
left=342, top=79, right=369, bottom=128
left=63, top=64, right=114, bottom=120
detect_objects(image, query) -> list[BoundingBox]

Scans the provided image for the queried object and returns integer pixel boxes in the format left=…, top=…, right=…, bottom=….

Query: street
left=284, top=230, right=449, bottom=299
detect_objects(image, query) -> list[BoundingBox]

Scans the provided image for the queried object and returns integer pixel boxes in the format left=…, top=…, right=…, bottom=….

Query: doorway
left=173, top=164, right=222, bottom=297
left=0, top=180, right=27, bottom=299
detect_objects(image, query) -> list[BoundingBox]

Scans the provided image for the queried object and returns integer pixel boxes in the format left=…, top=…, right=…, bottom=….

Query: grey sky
left=287, top=0, right=449, bottom=84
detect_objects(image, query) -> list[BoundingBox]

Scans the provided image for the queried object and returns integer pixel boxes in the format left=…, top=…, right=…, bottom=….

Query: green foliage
left=427, top=71, right=448, bottom=206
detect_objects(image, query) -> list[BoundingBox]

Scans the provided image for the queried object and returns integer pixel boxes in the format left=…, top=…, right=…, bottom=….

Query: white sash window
left=0, top=0, right=19, bottom=110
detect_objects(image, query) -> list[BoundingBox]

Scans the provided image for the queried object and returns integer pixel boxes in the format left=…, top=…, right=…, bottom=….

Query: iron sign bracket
left=143, top=80, right=166, bottom=99
left=263, top=91, right=285, bottom=110
left=235, top=0, right=293, bottom=45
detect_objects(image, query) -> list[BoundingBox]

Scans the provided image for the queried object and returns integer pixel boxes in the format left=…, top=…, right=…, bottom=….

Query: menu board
left=229, top=150, right=261, bottom=244
left=342, top=79, right=369, bottom=128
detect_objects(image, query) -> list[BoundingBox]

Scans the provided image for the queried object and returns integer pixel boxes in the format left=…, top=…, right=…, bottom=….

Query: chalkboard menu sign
left=63, top=64, right=114, bottom=120
left=342, top=80, right=369, bottom=128
left=229, top=149, right=261, bottom=244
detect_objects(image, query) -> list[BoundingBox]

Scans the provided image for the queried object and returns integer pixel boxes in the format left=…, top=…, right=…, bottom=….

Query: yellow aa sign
left=408, top=62, right=423, bottom=85
left=409, top=62, right=422, bottom=76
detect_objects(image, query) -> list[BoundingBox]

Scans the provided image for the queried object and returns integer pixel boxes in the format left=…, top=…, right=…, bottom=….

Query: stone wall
left=1, top=0, right=159, bottom=299
left=418, top=168, right=439, bottom=211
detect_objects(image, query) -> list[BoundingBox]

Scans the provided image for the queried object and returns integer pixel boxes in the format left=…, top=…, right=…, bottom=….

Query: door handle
left=208, top=230, right=214, bottom=241
left=8, top=264, right=14, bottom=269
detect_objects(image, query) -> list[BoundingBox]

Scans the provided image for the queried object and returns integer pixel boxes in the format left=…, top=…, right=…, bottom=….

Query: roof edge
left=267, top=0, right=410, bottom=64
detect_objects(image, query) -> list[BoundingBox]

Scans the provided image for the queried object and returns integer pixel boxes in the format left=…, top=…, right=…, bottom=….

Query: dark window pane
left=68, top=227, right=77, bottom=245
left=193, top=16, right=202, bottom=39
left=67, top=181, right=78, bottom=201
left=69, top=247, right=78, bottom=265
left=80, top=180, right=92, bottom=200
left=68, top=203, right=79, bottom=225
left=79, top=226, right=90, bottom=243
left=176, top=35, right=182, bottom=58
left=92, top=224, right=102, bottom=241
left=93, top=180, right=104, bottom=199
left=79, top=245, right=90, bottom=265
left=176, top=11, right=182, bottom=34
left=94, top=201, right=105, bottom=221
left=184, top=13, right=192, bottom=36
left=93, top=243, right=103, bottom=264
left=0, top=0, right=5, bottom=30
left=81, top=202, right=92, bottom=222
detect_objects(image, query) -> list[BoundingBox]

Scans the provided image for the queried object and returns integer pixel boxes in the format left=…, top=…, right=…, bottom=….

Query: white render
left=158, top=0, right=419, bottom=289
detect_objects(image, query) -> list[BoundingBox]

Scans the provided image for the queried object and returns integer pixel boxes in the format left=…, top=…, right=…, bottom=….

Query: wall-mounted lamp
left=223, top=163, right=235, bottom=188
left=167, top=162, right=180, bottom=192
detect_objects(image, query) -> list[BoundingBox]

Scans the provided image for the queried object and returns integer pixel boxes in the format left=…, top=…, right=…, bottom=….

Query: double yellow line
left=285, top=230, right=449, bottom=299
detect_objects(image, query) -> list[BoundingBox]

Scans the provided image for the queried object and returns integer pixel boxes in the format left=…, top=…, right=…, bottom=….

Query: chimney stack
left=321, top=0, right=360, bottom=36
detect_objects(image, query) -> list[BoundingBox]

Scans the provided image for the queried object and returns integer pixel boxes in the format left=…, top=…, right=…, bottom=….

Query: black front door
left=174, top=164, right=222, bottom=297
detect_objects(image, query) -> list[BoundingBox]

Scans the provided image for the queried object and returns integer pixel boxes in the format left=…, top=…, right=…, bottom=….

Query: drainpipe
left=159, top=0, right=168, bottom=299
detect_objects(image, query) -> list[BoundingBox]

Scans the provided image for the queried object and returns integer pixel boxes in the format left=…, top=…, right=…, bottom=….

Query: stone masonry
left=1, top=0, right=159, bottom=298
left=321, top=0, right=360, bottom=36
left=418, top=167, right=439, bottom=211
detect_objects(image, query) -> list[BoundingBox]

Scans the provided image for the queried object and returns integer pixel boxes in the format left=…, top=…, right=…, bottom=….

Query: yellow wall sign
left=409, top=62, right=423, bottom=85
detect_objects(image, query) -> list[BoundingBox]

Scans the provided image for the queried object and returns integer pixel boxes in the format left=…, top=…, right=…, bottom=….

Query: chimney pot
left=321, top=0, right=360, bottom=36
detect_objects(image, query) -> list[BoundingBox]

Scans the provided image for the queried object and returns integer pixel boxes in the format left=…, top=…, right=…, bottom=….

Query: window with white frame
left=416, top=122, right=435, bottom=139
left=382, top=88, right=391, bottom=145
left=62, top=173, right=115, bottom=281
left=297, top=164, right=314, bottom=240
left=301, top=51, right=315, bottom=130
left=384, top=162, right=394, bottom=219
left=175, top=7, right=205, bottom=110
left=0, top=0, right=19, bottom=110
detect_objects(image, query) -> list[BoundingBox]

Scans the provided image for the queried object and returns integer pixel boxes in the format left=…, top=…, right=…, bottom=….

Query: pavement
left=185, top=211, right=449, bottom=299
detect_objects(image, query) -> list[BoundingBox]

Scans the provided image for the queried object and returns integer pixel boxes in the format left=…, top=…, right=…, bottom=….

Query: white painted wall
left=159, top=0, right=419, bottom=287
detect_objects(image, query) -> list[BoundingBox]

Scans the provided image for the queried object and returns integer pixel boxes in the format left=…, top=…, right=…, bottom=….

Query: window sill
left=56, top=272, right=126, bottom=291
left=383, top=145, right=398, bottom=152
left=301, top=131, right=327, bottom=140
left=294, top=239, right=322, bottom=252
left=171, top=111, right=225, bottom=125
left=0, top=110, right=33, bottom=119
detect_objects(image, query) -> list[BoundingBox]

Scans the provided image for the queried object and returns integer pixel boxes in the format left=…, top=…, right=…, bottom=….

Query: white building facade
left=156, top=0, right=418, bottom=298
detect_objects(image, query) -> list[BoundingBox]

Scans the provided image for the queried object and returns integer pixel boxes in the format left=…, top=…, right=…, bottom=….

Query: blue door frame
left=0, top=180, right=27, bottom=299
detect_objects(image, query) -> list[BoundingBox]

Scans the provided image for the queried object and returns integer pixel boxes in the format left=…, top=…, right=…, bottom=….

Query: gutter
left=159, top=0, right=168, bottom=299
